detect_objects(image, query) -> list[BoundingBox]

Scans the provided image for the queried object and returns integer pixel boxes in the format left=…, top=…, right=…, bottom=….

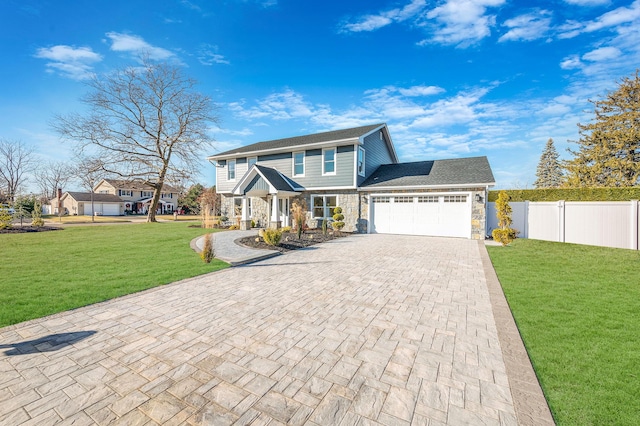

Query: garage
left=102, top=203, right=121, bottom=216
left=370, top=193, right=472, bottom=238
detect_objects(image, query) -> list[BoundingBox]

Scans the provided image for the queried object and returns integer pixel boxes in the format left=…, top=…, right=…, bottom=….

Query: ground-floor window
left=312, top=195, right=337, bottom=218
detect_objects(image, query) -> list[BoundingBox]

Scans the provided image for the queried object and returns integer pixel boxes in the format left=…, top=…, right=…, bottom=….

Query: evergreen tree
left=565, top=70, right=640, bottom=187
left=534, top=138, right=563, bottom=188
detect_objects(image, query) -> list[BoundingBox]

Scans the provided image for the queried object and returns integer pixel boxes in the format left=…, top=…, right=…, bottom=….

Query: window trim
left=293, top=151, right=305, bottom=177
left=311, top=194, right=338, bottom=219
left=228, top=159, right=236, bottom=181
left=322, top=148, right=336, bottom=176
left=248, top=157, right=257, bottom=168
left=357, top=146, right=366, bottom=177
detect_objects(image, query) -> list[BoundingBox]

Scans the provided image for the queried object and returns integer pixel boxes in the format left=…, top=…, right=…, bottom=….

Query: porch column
left=240, top=195, right=251, bottom=230
left=270, top=193, right=281, bottom=229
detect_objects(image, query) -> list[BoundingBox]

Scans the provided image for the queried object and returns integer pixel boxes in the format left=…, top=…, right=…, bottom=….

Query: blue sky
left=1, top=0, right=639, bottom=191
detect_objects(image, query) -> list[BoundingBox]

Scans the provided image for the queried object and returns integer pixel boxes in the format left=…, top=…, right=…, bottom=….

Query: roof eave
left=208, top=137, right=362, bottom=161
left=358, top=182, right=496, bottom=191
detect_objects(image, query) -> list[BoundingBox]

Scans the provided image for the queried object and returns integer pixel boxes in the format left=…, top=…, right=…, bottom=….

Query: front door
left=279, top=198, right=289, bottom=227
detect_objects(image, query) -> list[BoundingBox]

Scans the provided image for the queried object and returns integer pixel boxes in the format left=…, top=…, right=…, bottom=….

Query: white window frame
left=311, top=194, right=338, bottom=219
left=118, top=189, right=132, bottom=197
left=228, top=159, right=236, bottom=181
left=293, top=151, right=305, bottom=177
left=357, top=146, right=366, bottom=177
left=248, top=157, right=257, bottom=168
left=322, top=148, right=336, bottom=176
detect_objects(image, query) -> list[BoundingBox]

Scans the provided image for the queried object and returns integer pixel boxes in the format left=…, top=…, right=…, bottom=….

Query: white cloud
left=558, top=0, right=640, bottom=38
left=106, top=32, right=175, bottom=60
left=560, top=54, right=583, bottom=69
left=499, top=10, right=552, bottom=42
left=34, top=45, right=102, bottom=80
left=197, top=44, right=230, bottom=65
left=419, top=0, right=506, bottom=47
left=563, top=0, right=609, bottom=5
left=340, top=0, right=426, bottom=33
left=582, top=46, right=621, bottom=61
left=397, top=85, right=445, bottom=96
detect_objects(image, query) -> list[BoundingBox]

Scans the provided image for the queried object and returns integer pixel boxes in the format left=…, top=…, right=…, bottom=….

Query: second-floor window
left=161, top=193, right=173, bottom=199
left=323, top=148, right=336, bottom=175
left=248, top=157, right=257, bottom=168
left=118, top=189, right=132, bottom=197
left=293, top=152, right=305, bottom=176
left=358, top=147, right=366, bottom=176
left=141, top=191, right=153, bottom=198
left=228, top=159, right=236, bottom=180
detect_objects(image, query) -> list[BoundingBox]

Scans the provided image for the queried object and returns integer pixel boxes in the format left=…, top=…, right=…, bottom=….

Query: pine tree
left=565, top=70, right=640, bottom=187
left=534, top=138, right=563, bottom=188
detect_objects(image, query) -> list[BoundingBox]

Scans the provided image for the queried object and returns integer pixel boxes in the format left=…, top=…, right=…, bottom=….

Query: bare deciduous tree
left=75, top=157, right=106, bottom=223
left=0, top=139, right=35, bottom=203
left=34, top=160, right=73, bottom=201
left=52, top=57, right=218, bottom=222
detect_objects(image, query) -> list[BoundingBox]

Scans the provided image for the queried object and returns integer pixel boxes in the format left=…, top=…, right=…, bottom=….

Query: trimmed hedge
left=488, top=187, right=640, bottom=202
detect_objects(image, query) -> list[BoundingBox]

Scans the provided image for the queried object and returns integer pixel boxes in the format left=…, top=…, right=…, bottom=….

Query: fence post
left=631, top=200, right=639, bottom=250
left=558, top=200, right=565, bottom=243
left=523, top=200, right=529, bottom=239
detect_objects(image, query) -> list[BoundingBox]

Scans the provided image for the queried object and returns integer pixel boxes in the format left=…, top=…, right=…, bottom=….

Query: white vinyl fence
left=487, top=200, right=640, bottom=250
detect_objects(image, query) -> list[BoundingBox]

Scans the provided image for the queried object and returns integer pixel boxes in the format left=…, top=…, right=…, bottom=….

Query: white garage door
left=371, top=194, right=471, bottom=238
left=102, top=203, right=121, bottom=216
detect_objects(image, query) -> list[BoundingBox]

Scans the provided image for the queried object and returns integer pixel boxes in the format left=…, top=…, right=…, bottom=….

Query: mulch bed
left=237, top=229, right=350, bottom=253
left=0, top=226, right=62, bottom=234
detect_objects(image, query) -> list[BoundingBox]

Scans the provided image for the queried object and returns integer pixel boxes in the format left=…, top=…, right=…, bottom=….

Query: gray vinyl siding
left=244, top=175, right=270, bottom=193
left=216, top=145, right=356, bottom=193
left=357, top=130, right=395, bottom=186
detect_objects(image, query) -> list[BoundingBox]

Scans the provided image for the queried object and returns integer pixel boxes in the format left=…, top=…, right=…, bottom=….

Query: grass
left=0, top=222, right=227, bottom=327
left=42, top=214, right=201, bottom=224
left=487, top=239, right=640, bottom=425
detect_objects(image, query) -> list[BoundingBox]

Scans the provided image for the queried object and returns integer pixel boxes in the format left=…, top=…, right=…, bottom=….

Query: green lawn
left=0, top=223, right=227, bottom=327
left=487, top=239, right=640, bottom=425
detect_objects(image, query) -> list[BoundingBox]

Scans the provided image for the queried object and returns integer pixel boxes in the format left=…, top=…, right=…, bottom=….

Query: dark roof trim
left=208, top=123, right=389, bottom=160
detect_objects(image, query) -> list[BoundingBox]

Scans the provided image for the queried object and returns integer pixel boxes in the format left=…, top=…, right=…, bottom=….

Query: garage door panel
left=371, top=194, right=471, bottom=238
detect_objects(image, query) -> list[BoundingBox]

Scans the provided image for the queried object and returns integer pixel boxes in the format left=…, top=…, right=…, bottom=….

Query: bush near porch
left=0, top=223, right=227, bottom=327
left=487, top=239, right=640, bottom=425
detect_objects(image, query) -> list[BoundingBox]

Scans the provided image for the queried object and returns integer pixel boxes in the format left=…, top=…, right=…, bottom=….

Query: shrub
left=251, top=219, right=256, bottom=228
left=228, top=224, right=239, bottom=230
left=331, top=206, right=345, bottom=233
left=200, top=233, right=214, bottom=263
left=0, top=209, right=12, bottom=230
left=281, top=226, right=291, bottom=233
left=31, top=202, right=44, bottom=227
left=291, top=197, right=307, bottom=239
left=322, top=217, right=328, bottom=235
left=491, top=190, right=517, bottom=246
left=263, top=228, right=282, bottom=246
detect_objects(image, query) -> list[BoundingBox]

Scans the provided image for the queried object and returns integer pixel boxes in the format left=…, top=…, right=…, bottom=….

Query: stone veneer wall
left=358, top=187, right=488, bottom=239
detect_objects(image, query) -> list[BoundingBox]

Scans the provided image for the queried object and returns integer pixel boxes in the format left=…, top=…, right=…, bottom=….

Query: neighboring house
left=207, top=123, right=495, bottom=239
left=94, top=179, right=180, bottom=214
left=58, top=192, right=124, bottom=216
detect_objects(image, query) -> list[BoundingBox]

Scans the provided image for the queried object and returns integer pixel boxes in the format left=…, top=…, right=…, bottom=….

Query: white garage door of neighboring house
left=370, top=193, right=471, bottom=238
left=102, top=204, right=120, bottom=216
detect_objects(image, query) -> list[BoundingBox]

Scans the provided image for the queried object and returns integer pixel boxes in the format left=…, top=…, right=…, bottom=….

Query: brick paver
left=1, top=235, right=535, bottom=425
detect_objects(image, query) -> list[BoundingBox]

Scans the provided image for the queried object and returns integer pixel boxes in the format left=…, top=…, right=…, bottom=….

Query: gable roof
left=360, top=156, right=495, bottom=189
left=62, top=192, right=123, bottom=203
left=232, top=165, right=302, bottom=196
left=99, top=179, right=180, bottom=193
left=209, top=123, right=391, bottom=160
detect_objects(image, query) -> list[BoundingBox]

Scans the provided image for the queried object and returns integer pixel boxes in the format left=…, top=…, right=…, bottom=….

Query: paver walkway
left=192, top=230, right=280, bottom=266
left=0, top=235, right=550, bottom=425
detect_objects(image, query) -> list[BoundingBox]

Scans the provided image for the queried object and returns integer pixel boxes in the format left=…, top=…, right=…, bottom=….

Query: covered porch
left=231, top=165, right=303, bottom=230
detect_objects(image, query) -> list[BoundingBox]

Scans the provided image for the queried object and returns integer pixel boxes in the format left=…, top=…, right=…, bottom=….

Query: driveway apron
left=2, top=234, right=523, bottom=425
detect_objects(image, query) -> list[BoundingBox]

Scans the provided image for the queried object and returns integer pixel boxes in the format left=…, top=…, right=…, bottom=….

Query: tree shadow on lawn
left=1, top=330, right=97, bottom=356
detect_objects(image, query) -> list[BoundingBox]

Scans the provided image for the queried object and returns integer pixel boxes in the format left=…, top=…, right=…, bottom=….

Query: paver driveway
left=1, top=234, right=518, bottom=425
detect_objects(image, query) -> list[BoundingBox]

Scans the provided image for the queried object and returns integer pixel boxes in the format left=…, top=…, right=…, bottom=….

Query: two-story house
left=94, top=179, right=180, bottom=214
left=207, top=123, right=495, bottom=239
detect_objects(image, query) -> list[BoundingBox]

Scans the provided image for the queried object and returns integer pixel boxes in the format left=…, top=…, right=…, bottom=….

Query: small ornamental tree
left=263, top=228, right=283, bottom=246
left=31, top=201, right=44, bottom=227
left=492, top=190, right=517, bottom=246
left=0, top=208, right=12, bottom=230
left=331, top=206, right=345, bottom=233
left=291, top=196, right=307, bottom=239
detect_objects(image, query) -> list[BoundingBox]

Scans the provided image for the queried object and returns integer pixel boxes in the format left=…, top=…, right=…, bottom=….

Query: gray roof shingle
left=254, top=165, right=300, bottom=192
left=360, top=156, right=495, bottom=188
left=65, top=192, right=123, bottom=202
left=210, top=123, right=385, bottom=158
